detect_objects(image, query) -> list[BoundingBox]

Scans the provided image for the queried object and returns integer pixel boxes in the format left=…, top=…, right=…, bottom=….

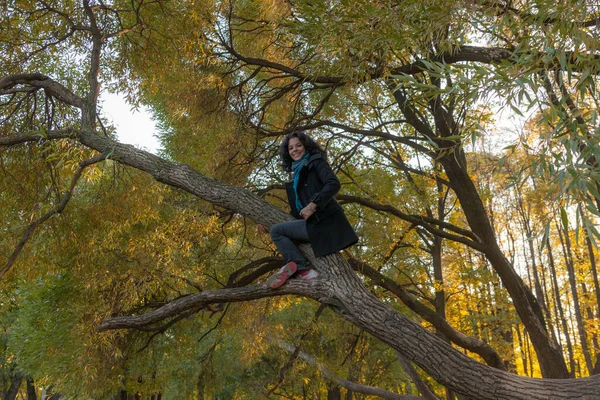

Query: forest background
left=2, top=0, right=600, bottom=399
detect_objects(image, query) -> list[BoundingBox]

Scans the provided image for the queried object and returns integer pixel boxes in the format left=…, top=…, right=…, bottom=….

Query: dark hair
left=279, top=131, right=327, bottom=172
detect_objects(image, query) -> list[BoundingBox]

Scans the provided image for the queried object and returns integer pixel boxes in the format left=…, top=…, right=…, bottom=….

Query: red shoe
left=266, top=262, right=298, bottom=289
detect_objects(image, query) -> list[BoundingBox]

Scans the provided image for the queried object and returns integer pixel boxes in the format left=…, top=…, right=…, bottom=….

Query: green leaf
left=560, top=206, right=569, bottom=231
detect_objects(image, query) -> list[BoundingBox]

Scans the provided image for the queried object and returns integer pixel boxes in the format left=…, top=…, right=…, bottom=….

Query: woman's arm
left=308, top=159, right=341, bottom=209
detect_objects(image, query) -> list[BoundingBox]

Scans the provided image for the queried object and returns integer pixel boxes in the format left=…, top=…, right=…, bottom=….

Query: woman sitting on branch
left=261, top=131, right=358, bottom=288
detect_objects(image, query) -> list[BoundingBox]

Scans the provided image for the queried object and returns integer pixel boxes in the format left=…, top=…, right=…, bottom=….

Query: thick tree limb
left=5, top=126, right=600, bottom=398
left=224, top=43, right=600, bottom=87
left=0, top=74, right=85, bottom=109
left=0, top=129, right=76, bottom=146
left=98, top=280, right=325, bottom=331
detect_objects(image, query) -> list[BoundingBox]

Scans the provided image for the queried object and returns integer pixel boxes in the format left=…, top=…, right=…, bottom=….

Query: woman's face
left=288, top=137, right=306, bottom=161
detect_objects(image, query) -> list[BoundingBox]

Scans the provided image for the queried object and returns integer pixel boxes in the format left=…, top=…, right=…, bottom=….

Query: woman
left=264, top=131, right=358, bottom=289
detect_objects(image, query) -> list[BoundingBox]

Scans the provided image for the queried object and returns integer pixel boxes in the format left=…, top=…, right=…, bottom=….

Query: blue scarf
left=292, top=153, right=310, bottom=212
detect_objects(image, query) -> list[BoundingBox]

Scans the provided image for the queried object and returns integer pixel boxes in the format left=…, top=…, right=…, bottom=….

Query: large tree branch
left=98, top=279, right=326, bottom=331
left=0, top=74, right=85, bottom=109
left=389, top=46, right=514, bottom=76
left=0, top=129, right=76, bottom=146
left=224, top=42, right=600, bottom=89
left=17, top=127, right=598, bottom=399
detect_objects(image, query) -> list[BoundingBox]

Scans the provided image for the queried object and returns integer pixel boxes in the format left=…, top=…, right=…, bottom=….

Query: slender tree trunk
left=581, top=281, right=600, bottom=371
left=557, top=223, right=593, bottom=374
left=503, top=327, right=516, bottom=372
left=396, top=351, right=440, bottom=400
left=516, top=326, right=528, bottom=376
left=564, top=287, right=581, bottom=376
left=537, top=243, right=558, bottom=345
left=442, top=153, right=567, bottom=377
left=515, top=193, right=554, bottom=335
left=431, top=180, right=456, bottom=400
left=546, top=236, right=576, bottom=376
left=3, top=371, right=22, bottom=400
left=26, top=377, right=36, bottom=400
left=581, top=207, right=600, bottom=367
left=327, top=385, right=342, bottom=400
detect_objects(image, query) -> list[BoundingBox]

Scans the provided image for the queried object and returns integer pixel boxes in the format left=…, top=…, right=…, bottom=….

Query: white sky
left=99, top=92, right=161, bottom=154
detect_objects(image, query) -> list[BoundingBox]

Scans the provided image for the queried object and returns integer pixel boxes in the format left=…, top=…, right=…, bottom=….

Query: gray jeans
left=270, top=219, right=311, bottom=271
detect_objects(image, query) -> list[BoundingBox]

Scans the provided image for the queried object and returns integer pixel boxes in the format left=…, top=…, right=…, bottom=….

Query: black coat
left=284, top=153, right=358, bottom=257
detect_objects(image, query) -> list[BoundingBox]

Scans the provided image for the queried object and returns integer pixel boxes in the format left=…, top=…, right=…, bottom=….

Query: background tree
left=2, top=0, right=600, bottom=398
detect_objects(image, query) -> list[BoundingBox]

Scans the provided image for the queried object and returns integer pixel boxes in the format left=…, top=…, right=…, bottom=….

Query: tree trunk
left=546, top=236, right=576, bottom=376
left=327, top=385, right=341, bottom=400
left=581, top=281, right=600, bottom=372
left=3, top=371, right=22, bottom=400
left=389, top=85, right=569, bottom=378
left=557, top=223, right=593, bottom=375
left=26, top=377, right=36, bottom=400
left=440, top=153, right=568, bottom=378
left=515, top=326, right=528, bottom=376
left=582, top=207, right=600, bottom=367
left=515, top=192, right=553, bottom=334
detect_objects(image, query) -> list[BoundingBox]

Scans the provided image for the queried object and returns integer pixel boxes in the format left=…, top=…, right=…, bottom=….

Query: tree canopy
left=2, top=0, right=600, bottom=399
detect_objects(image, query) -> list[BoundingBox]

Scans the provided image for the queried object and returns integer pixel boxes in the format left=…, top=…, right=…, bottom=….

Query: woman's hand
left=257, top=224, right=268, bottom=234
left=299, top=202, right=317, bottom=220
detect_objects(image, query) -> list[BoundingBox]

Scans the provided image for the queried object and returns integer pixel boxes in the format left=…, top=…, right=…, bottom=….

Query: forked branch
left=1, top=153, right=107, bottom=278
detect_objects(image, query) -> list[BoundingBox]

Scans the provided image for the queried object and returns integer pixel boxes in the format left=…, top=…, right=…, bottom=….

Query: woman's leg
left=270, top=219, right=311, bottom=271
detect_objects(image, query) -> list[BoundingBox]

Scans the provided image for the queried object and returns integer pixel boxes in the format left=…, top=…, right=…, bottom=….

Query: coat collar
left=307, top=152, right=323, bottom=167
left=290, top=153, right=322, bottom=179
